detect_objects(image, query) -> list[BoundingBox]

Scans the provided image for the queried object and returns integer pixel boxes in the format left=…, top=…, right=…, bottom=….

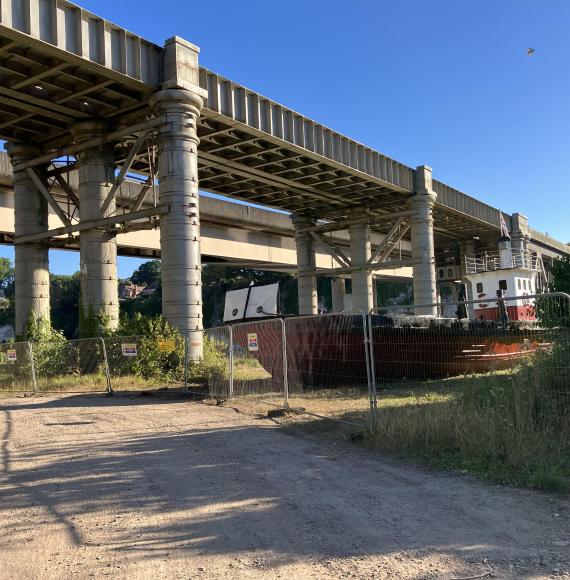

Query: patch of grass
left=363, top=368, right=570, bottom=493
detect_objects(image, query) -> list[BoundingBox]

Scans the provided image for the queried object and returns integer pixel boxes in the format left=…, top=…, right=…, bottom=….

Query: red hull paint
left=232, top=316, right=547, bottom=386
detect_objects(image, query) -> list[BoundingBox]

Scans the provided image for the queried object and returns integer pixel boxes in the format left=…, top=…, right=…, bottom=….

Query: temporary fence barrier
left=103, top=334, right=186, bottom=393
left=230, top=318, right=287, bottom=407
left=284, top=313, right=372, bottom=426
left=33, top=337, right=108, bottom=393
left=0, top=293, right=567, bottom=442
left=204, top=325, right=232, bottom=398
left=370, top=293, right=570, bottom=387
left=363, top=292, right=570, bottom=472
left=0, top=341, right=35, bottom=392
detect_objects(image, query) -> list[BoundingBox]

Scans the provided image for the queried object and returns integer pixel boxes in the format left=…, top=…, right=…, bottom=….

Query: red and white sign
left=247, top=333, right=259, bottom=351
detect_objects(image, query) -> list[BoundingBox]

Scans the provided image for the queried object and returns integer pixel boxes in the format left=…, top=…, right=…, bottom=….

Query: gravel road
left=0, top=393, right=569, bottom=579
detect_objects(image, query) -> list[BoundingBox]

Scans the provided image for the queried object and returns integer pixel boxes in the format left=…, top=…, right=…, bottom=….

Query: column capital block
left=414, top=165, right=436, bottom=197
left=162, top=36, right=205, bottom=93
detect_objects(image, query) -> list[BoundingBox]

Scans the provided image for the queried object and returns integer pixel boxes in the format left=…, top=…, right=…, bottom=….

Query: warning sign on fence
left=158, top=339, right=176, bottom=353
left=6, top=349, right=16, bottom=362
left=247, top=333, right=259, bottom=351
left=121, top=343, right=138, bottom=357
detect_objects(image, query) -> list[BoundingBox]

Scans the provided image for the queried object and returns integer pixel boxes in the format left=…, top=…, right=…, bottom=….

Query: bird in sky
left=527, top=47, right=536, bottom=56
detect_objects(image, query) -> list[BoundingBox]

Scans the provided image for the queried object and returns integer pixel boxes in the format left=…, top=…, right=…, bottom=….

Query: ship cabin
left=463, top=239, right=542, bottom=322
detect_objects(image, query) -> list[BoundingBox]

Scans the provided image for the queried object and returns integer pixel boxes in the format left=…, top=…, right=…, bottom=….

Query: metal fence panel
left=104, top=334, right=186, bottom=392
left=0, top=341, right=35, bottom=392
left=284, top=313, right=371, bottom=426
left=230, top=318, right=286, bottom=406
left=204, top=326, right=232, bottom=398
left=364, top=292, right=570, bottom=478
left=371, top=293, right=570, bottom=387
left=33, top=338, right=107, bottom=392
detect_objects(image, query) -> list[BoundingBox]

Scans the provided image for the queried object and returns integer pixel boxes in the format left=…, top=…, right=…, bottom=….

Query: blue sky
left=2, top=0, right=569, bottom=275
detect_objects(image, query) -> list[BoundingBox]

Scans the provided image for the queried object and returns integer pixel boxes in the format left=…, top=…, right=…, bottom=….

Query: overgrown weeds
left=366, top=343, right=570, bottom=492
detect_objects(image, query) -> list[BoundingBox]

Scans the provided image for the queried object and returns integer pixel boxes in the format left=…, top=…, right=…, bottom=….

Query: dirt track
left=0, top=394, right=569, bottom=579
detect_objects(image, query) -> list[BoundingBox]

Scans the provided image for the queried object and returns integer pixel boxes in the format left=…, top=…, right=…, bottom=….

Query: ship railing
left=465, top=250, right=540, bottom=274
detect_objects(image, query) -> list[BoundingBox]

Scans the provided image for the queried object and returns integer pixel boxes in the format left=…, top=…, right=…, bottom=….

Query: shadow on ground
left=0, top=393, right=567, bottom=575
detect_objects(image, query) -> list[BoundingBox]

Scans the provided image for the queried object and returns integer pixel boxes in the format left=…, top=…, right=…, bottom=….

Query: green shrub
left=23, top=314, right=68, bottom=377
left=110, top=314, right=228, bottom=384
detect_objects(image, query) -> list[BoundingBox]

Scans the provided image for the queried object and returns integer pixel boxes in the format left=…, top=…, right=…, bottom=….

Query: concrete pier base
left=292, top=214, right=318, bottom=315
left=72, top=120, right=119, bottom=332
left=6, top=143, right=50, bottom=336
left=349, top=209, right=373, bottom=313
left=410, top=166, right=438, bottom=316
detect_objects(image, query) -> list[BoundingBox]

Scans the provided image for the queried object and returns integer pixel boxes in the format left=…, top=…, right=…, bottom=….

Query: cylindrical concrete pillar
left=410, top=166, right=438, bottom=316
left=331, top=277, right=346, bottom=312
left=72, top=120, right=119, bottom=332
left=6, top=143, right=50, bottom=337
left=349, top=209, right=373, bottom=313
left=292, top=214, right=318, bottom=315
left=150, top=88, right=204, bottom=360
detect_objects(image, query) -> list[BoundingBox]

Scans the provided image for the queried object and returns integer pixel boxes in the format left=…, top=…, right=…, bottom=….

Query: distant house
left=119, top=283, right=145, bottom=300
left=140, top=280, right=159, bottom=297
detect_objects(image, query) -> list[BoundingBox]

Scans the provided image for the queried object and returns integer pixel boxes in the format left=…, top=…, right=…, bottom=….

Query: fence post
left=281, top=318, right=289, bottom=409
left=99, top=337, right=113, bottom=395
left=362, top=313, right=378, bottom=430
left=367, top=313, right=378, bottom=427
left=28, top=341, right=37, bottom=393
left=228, top=325, right=234, bottom=399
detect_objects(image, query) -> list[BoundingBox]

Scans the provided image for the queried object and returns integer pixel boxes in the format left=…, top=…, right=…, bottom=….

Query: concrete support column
left=331, top=277, right=346, bottom=312
left=410, top=165, right=438, bottom=315
left=292, top=214, right=318, bottom=315
left=150, top=88, right=205, bottom=359
left=72, top=120, right=119, bottom=331
left=6, top=143, right=50, bottom=336
left=349, top=208, right=373, bottom=313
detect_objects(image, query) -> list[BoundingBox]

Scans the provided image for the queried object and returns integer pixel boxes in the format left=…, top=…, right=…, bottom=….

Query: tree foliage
left=50, top=273, right=80, bottom=338
left=131, top=260, right=161, bottom=286
left=551, top=256, right=570, bottom=294
left=0, top=257, right=14, bottom=294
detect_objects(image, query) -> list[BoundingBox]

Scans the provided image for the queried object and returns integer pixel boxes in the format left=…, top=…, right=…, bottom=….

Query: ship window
left=499, top=279, right=507, bottom=291
left=476, top=282, right=484, bottom=294
left=517, top=278, right=522, bottom=290
left=448, top=268, right=453, bottom=278
left=438, top=268, right=444, bottom=279
left=523, top=279, right=528, bottom=290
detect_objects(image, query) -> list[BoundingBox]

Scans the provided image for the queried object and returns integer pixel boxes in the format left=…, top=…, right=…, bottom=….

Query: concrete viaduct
left=0, top=0, right=568, bottom=358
